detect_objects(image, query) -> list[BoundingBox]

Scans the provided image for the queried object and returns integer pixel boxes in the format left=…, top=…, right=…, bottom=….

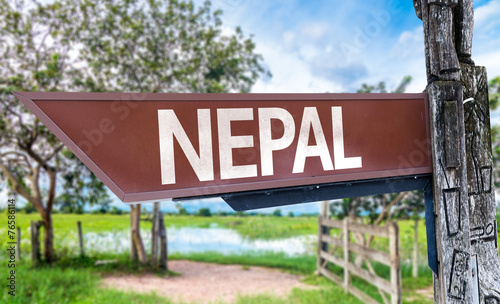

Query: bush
left=197, top=208, right=212, bottom=217
left=109, top=206, right=123, bottom=215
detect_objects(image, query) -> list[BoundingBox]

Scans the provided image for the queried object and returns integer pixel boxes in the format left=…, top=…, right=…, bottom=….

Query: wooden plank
left=348, top=285, right=380, bottom=304
left=319, top=250, right=345, bottom=268
left=320, top=217, right=344, bottom=229
left=320, top=234, right=343, bottom=247
left=349, top=221, right=389, bottom=238
left=318, top=267, right=343, bottom=286
left=348, top=242, right=392, bottom=267
left=348, top=261, right=394, bottom=294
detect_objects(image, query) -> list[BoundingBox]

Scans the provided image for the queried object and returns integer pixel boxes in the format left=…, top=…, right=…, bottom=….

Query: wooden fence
left=317, top=217, right=401, bottom=304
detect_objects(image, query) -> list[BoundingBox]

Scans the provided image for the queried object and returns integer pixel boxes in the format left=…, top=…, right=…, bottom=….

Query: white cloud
left=252, top=42, right=343, bottom=93
left=475, top=0, right=500, bottom=31
left=300, top=22, right=329, bottom=42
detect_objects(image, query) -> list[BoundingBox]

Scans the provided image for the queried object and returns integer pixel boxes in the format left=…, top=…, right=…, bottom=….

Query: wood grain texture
left=428, top=81, right=473, bottom=303
left=461, top=63, right=500, bottom=302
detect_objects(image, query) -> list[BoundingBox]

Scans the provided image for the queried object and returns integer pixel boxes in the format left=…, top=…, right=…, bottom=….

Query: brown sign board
left=14, top=92, right=431, bottom=203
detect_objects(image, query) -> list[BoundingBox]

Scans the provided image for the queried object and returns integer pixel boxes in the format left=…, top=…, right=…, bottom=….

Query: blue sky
left=208, top=0, right=500, bottom=123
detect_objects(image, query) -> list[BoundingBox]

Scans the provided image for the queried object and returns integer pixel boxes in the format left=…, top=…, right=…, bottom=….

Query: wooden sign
left=14, top=92, right=431, bottom=203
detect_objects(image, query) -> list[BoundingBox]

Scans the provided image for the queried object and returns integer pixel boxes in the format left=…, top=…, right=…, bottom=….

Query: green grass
left=4, top=212, right=318, bottom=237
left=1, top=261, right=172, bottom=304
left=1, top=212, right=436, bottom=303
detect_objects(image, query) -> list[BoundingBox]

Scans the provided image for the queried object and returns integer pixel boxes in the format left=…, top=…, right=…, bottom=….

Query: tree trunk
left=413, top=217, right=419, bottom=278
left=41, top=211, right=54, bottom=263
left=130, top=205, right=138, bottom=261
left=130, top=204, right=147, bottom=264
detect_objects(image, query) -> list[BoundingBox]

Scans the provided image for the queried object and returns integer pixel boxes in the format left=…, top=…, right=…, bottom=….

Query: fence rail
left=317, top=217, right=401, bottom=304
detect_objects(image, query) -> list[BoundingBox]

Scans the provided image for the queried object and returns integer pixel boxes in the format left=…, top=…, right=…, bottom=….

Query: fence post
left=151, top=202, right=160, bottom=267
left=30, top=221, right=41, bottom=266
left=317, top=201, right=330, bottom=272
left=389, top=222, right=401, bottom=304
left=16, top=227, right=21, bottom=261
left=343, top=218, right=350, bottom=293
left=77, top=221, right=84, bottom=257
left=159, top=211, right=168, bottom=271
left=412, top=218, right=418, bottom=278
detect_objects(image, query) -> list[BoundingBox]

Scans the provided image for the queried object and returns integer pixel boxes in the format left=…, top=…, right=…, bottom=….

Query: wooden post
left=461, top=63, right=500, bottom=302
left=130, top=204, right=147, bottom=264
left=412, top=217, right=418, bottom=278
left=159, top=211, right=168, bottom=271
left=16, top=227, right=21, bottom=261
left=343, top=218, right=350, bottom=294
left=414, top=0, right=476, bottom=302
left=317, top=201, right=330, bottom=272
left=130, top=205, right=137, bottom=261
left=30, top=221, right=41, bottom=266
left=77, top=221, right=84, bottom=258
left=389, top=222, right=401, bottom=304
left=151, top=202, right=160, bottom=267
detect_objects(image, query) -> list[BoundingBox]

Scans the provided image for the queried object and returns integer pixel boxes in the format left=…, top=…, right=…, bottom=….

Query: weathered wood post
left=414, top=0, right=500, bottom=302
left=159, top=211, right=168, bottom=271
left=77, top=221, right=84, bottom=257
left=30, top=221, right=42, bottom=266
left=461, top=59, right=500, bottom=303
left=16, top=227, right=21, bottom=261
left=389, top=222, right=401, bottom=304
left=413, top=217, right=418, bottom=278
left=317, top=201, right=330, bottom=272
left=343, top=218, right=351, bottom=294
left=151, top=202, right=160, bottom=267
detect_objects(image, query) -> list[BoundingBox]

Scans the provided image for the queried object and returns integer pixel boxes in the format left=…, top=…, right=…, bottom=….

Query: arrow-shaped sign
left=14, top=92, right=431, bottom=203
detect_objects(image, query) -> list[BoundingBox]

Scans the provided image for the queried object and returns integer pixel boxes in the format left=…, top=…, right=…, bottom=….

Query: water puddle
left=56, top=227, right=316, bottom=256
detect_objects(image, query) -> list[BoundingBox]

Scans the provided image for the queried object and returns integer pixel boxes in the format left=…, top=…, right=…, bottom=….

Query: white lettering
left=258, top=108, right=295, bottom=176
left=332, top=107, right=362, bottom=169
left=292, top=107, right=334, bottom=173
left=158, top=109, right=213, bottom=184
left=217, top=108, right=257, bottom=180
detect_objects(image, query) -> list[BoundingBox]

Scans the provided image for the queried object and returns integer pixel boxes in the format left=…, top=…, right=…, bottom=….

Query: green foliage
left=109, top=206, right=124, bottom=215
left=272, top=208, right=282, bottom=217
left=0, top=0, right=267, bottom=261
left=490, top=76, right=500, bottom=111
left=73, top=0, right=269, bottom=94
left=197, top=207, right=212, bottom=217
left=492, top=125, right=500, bottom=188
left=356, top=75, right=412, bottom=93
left=490, top=77, right=500, bottom=188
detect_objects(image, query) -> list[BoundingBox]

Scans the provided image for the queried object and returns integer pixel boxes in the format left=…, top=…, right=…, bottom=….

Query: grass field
left=1, top=212, right=436, bottom=303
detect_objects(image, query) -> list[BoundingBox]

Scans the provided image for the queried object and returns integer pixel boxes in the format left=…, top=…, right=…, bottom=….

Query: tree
left=0, top=0, right=110, bottom=263
left=73, top=0, right=268, bottom=94
left=331, top=76, right=419, bottom=223
left=490, top=77, right=500, bottom=189
left=0, top=0, right=267, bottom=263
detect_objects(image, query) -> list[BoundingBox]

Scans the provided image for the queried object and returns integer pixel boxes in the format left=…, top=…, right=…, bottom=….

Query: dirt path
left=102, top=260, right=316, bottom=303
